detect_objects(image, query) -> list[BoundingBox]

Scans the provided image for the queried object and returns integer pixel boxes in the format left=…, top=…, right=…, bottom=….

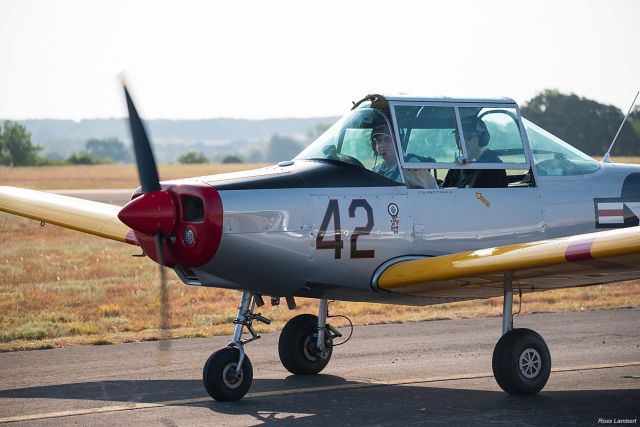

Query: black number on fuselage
left=348, top=199, right=375, bottom=259
left=316, top=199, right=343, bottom=259
left=317, top=199, right=375, bottom=259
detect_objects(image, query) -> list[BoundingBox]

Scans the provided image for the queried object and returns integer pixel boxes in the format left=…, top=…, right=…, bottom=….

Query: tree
left=0, top=121, right=42, bottom=166
left=0, top=130, right=8, bottom=165
left=66, top=151, right=102, bottom=165
left=246, top=148, right=265, bottom=163
left=305, top=123, right=332, bottom=142
left=521, top=89, right=640, bottom=156
left=221, top=155, right=243, bottom=164
left=85, top=138, right=132, bottom=163
left=629, top=106, right=640, bottom=140
left=265, top=134, right=302, bottom=162
left=178, top=151, right=208, bottom=164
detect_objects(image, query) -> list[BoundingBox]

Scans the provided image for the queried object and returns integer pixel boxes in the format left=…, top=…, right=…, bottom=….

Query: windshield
left=522, top=118, right=600, bottom=176
left=295, top=107, right=400, bottom=178
left=396, top=105, right=528, bottom=167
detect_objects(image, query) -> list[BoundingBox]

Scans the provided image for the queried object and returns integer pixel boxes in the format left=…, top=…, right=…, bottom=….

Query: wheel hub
left=519, top=347, right=541, bottom=379
left=222, top=363, right=243, bottom=389
left=303, top=333, right=331, bottom=361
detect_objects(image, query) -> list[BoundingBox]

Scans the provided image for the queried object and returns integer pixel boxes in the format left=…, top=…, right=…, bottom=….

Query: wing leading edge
left=0, top=186, right=137, bottom=245
left=375, top=227, right=640, bottom=299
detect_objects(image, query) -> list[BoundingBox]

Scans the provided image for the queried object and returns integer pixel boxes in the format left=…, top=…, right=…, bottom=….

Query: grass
left=0, top=163, right=268, bottom=190
left=1, top=161, right=640, bottom=351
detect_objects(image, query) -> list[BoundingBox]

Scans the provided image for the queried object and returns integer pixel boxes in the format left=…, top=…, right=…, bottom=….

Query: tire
left=278, top=314, right=333, bottom=375
left=203, top=346, right=253, bottom=401
left=492, top=328, right=551, bottom=395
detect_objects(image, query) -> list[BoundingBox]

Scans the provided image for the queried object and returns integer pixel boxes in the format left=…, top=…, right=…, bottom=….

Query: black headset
left=463, top=117, right=490, bottom=147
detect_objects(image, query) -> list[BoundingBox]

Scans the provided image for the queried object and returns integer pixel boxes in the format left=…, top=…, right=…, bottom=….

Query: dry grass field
left=1, top=161, right=639, bottom=351
left=0, top=163, right=268, bottom=190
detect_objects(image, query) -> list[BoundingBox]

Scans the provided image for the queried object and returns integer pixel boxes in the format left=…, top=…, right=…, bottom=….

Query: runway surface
left=0, top=309, right=639, bottom=426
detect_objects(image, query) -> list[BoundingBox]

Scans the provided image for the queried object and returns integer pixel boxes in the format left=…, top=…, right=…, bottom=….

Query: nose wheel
left=203, top=346, right=253, bottom=401
left=203, top=291, right=269, bottom=401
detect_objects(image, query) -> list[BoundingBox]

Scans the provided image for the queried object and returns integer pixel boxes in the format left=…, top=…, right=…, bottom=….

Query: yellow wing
left=0, top=186, right=137, bottom=245
left=376, top=226, right=640, bottom=299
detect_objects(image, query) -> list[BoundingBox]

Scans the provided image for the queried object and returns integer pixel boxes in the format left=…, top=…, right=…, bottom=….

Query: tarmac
left=1, top=308, right=638, bottom=426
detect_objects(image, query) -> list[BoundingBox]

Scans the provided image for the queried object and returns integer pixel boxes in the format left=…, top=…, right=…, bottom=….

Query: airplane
left=1, top=89, right=639, bottom=402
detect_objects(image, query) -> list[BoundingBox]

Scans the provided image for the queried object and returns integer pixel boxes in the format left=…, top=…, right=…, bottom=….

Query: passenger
left=371, top=123, right=438, bottom=188
left=443, top=117, right=507, bottom=188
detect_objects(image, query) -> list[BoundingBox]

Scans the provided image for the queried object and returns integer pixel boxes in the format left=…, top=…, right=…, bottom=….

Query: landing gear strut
left=203, top=291, right=270, bottom=401
left=278, top=299, right=342, bottom=374
left=491, top=273, right=551, bottom=394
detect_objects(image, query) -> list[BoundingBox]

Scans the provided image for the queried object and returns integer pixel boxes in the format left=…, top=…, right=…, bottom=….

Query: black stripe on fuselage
left=203, top=160, right=402, bottom=190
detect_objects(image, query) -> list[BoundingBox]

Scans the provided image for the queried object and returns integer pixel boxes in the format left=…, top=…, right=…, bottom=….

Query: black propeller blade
left=122, top=83, right=171, bottom=353
left=123, top=85, right=161, bottom=194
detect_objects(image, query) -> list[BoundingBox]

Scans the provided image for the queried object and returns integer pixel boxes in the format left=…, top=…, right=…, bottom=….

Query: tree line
left=2, top=89, right=639, bottom=167
left=0, top=121, right=331, bottom=166
left=520, top=89, right=640, bottom=156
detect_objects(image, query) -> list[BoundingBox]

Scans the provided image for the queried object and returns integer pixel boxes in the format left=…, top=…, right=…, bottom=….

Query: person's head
left=370, top=122, right=395, bottom=163
left=459, top=117, right=490, bottom=157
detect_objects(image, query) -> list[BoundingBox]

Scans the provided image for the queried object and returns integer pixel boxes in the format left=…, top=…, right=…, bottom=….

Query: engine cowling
left=119, top=183, right=223, bottom=268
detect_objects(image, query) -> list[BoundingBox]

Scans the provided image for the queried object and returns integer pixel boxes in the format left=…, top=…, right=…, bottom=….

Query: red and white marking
left=597, top=202, right=624, bottom=224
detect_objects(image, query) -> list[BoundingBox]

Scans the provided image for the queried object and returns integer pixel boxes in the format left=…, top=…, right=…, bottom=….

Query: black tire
left=278, top=314, right=333, bottom=375
left=203, top=346, right=253, bottom=401
left=492, top=328, right=551, bottom=394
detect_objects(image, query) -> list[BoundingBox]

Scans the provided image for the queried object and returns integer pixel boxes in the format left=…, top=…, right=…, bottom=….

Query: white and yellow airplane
left=1, top=89, right=639, bottom=401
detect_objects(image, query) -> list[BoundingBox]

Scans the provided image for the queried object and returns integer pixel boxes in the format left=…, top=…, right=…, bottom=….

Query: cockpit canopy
left=295, top=95, right=599, bottom=186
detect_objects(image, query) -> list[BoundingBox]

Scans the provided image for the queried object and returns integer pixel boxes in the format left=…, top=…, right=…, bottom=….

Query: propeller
left=121, top=83, right=173, bottom=354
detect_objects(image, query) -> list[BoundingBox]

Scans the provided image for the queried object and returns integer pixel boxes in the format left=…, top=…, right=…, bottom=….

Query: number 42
left=316, top=199, right=375, bottom=259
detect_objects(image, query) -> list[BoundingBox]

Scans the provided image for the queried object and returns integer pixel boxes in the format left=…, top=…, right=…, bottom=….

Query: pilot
left=371, top=122, right=438, bottom=188
left=443, top=117, right=507, bottom=188
left=371, top=123, right=401, bottom=182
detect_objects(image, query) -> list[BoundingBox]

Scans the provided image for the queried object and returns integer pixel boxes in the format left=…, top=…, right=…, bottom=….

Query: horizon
left=2, top=89, right=633, bottom=122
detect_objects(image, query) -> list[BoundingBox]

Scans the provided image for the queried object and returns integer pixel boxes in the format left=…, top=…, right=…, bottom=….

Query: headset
left=462, top=117, right=490, bottom=147
left=370, top=123, right=392, bottom=154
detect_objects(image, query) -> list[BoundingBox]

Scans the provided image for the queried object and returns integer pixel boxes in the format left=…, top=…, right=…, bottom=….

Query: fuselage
left=167, top=159, right=640, bottom=305
left=150, top=95, right=640, bottom=305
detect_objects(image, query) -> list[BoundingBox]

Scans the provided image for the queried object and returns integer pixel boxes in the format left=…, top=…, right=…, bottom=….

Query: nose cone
left=118, top=190, right=177, bottom=236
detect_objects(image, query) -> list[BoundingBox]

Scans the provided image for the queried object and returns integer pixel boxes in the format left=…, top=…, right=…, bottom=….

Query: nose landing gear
left=203, top=291, right=270, bottom=401
left=202, top=293, right=345, bottom=401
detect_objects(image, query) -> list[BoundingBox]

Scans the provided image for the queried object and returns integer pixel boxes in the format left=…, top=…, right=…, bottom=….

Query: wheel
left=492, top=328, right=551, bottom=394
left=203, top=346, right=253, bottom=401
left=278, top=314, right=333, bottom=375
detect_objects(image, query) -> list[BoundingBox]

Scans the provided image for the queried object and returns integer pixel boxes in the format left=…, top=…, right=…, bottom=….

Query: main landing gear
left=203, top=292, right=342, bottom=401
left=278, top=299, right=342, bottom=374
left=491, top=274, right=551, bottom=394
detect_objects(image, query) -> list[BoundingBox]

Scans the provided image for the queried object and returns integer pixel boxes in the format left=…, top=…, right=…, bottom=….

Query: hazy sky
left=0, top=0, right=638, bottom=120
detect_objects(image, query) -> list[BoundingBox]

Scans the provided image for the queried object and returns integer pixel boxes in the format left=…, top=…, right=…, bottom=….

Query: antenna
left=603, top=91, right=639, bottom=163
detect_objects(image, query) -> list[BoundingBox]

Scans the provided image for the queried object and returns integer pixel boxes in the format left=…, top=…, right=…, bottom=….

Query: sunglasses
left=464, top=130, right=481, bottom=141
left=372, top=133, right=391, bottom=144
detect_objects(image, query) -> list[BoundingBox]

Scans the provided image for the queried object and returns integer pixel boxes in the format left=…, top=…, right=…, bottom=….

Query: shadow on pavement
left=1, top=374, right=638, bottom=425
